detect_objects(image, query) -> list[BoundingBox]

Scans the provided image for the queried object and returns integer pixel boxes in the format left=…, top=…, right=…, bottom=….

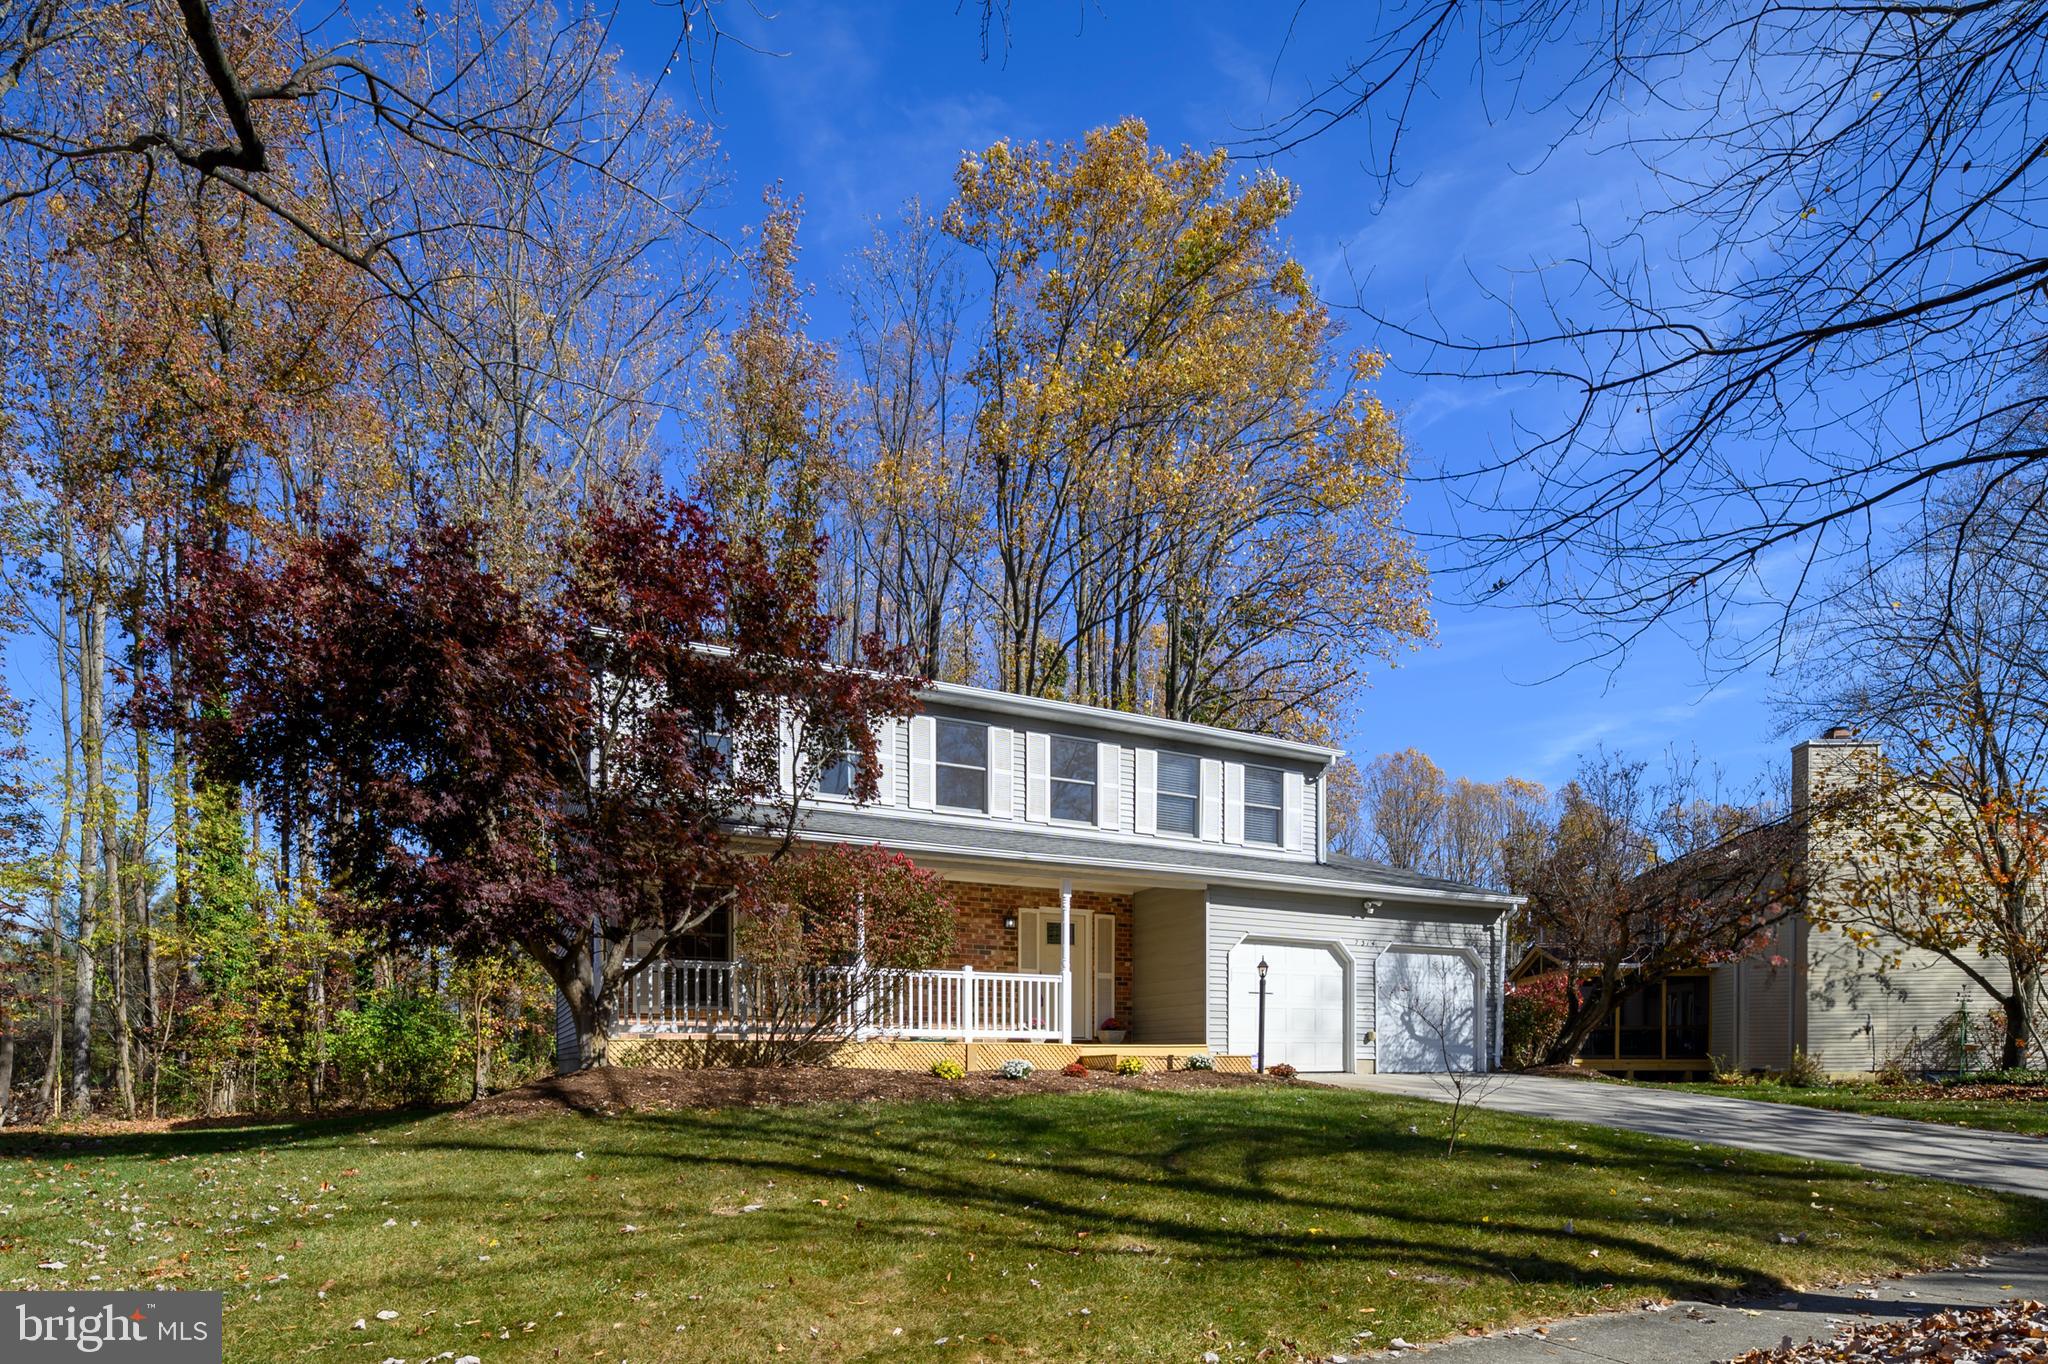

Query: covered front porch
left=616, top=876, right=1151, bottom=1047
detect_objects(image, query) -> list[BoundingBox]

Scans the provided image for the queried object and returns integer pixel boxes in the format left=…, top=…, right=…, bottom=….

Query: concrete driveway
left=1376, top=1246, right=2048, bottom=1363
left=1327, top=1072, right=2048, bottom=1200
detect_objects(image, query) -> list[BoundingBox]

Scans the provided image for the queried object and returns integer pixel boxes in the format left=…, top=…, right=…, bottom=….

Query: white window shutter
left=777, top=712, right=799, bottom=794
left=875, top=719, right=898, bottom=805
left=908, top=714, right=935, bottom=810
left=1095, top=742, right=1120, bottom=830
left=1025, top=731, right=1051, bottom=821
left=1133, top=749, right=1158, bottom=835
left=1283, top=770, right=1305, bottom=850
left=1199, top=757, right=1224, bottom=842
left=988, top=726, right=1015, bottom=818
left=1223, top=763, right=1245, bottom=845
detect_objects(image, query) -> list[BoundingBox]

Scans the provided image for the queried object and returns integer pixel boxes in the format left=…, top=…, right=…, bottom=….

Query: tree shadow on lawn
left=369, top=1089, right=2035, bottom=1307
left=13, top=1087, right=2039, bottom=1321
left=0, top=1106, right=447, bottom=1161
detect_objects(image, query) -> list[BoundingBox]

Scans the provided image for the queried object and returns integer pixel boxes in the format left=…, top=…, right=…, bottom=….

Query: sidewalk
left=1363, top=1246, right=2048, bottom=1362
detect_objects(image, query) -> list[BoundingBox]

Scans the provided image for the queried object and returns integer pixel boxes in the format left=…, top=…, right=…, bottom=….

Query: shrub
left=1268, top=1062, right=1298, bottom=1081
left=1182, top=1052, right=1215, bottom=1071
left=1503, top=972, right=1570, bottom=1068
left=996, top=1058, right=1034, bottom=1080
left=1114, top=1055, right=1146, bottom=1076
left=929, top=1058, right=966, bottom=1080
left=1707, top=1055, right=1753, bottom=1086
left=329, top=992, right=463, bottom=1106
left=1784, top=1048, right=1826, bottom=1088
left=1061, top=1061, right=1090, bottom=1077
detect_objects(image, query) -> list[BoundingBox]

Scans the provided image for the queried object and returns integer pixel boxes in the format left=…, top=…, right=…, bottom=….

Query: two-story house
left=574, top=679, right=1517, bottom=1075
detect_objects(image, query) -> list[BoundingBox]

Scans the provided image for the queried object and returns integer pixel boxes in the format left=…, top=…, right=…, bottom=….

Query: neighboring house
left=566, top=679, right=1519, bottom=1074
left=1514, top=729, right=2024, bottom=1079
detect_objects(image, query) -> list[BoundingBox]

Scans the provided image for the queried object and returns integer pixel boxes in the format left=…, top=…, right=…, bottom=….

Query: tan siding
left=1794, top=734, right=2018, bottom=1073
left=1131, top=888, right=1206, bottom=1043
left=1803, top=923, right=2010, bottom=1072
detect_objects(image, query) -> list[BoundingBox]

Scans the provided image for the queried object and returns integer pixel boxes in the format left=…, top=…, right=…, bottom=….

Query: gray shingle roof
left=775, top=807, right=1517, bottom=908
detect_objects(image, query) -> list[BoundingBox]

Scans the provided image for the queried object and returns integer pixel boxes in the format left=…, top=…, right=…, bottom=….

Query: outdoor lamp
left=1255, top=957, right=1270, bottom=1073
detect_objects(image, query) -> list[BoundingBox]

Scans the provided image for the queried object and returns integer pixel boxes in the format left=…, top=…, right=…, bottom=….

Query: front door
left=1019, top=909, right=1116, bottom=1040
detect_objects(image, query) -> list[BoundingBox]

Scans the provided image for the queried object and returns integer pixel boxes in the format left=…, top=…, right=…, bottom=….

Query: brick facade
left=942, top=881, right=1134, bottom=1025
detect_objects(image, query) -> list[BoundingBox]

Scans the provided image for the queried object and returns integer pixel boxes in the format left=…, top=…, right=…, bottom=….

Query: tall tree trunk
left=0, top=1034, right=15, bottom=1128
left=40, top=579, right=77, bottom=1116
left=2001, top=984, right=2034, bottom=1072
left=64, top=515, right=98, bottom=1117
left=132, top=521, right=158, bottom=1115
left=91, top=531, right=135, bottom=1119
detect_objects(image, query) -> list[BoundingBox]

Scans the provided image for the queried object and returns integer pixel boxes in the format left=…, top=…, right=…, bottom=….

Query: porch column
left=1059, top=878, right=1073, bottom=1044
left=853, top=890, right=869, bottom=1039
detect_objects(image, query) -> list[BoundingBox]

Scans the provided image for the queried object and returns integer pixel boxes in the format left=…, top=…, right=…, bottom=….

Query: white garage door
left=1376, top=947, right=1480, bottom=1073
left=1229, top=942, right=1347, bottom=1073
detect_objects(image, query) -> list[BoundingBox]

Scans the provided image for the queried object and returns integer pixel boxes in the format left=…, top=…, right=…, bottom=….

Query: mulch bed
left=1728, top=1299, right=2047, bottom=1361
left=1876, top=1082, right=2048, bottom=1104
left=460, top=1064, right=1289, bottom=1119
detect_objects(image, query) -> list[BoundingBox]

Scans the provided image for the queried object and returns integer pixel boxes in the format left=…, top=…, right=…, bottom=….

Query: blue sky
left=627, top=1, right=1797, bottom=794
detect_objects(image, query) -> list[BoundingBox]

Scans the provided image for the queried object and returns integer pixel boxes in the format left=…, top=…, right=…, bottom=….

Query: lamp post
left=1256, top=957, right=1269, bottom=1074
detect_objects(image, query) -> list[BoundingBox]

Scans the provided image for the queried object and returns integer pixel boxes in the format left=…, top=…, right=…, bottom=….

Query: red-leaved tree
left=164, top=494, right=926, bottom=1066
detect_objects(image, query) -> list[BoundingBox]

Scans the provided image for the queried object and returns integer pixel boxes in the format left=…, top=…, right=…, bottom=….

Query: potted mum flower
left=1099, top=1016, right=1128, bottom=1044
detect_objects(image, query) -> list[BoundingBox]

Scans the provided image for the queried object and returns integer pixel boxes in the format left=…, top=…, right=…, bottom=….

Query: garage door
left=1376, top=947, right=1480, bottom=1073
left=1229, top=942, right=1347, bottom=1073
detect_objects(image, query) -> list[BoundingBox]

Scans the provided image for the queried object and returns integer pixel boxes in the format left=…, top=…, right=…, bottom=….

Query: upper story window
left=1049, top=735, right=1097, bottom=823
left=1243, top=764, right=1284, bottom=845
left=815, top=737, right=860, bottom=798
left=1155, top=752, right=1199, bottom=835
left=935, top=719, right=988, bottom=812
left=696, top=705, right=733, bottom=778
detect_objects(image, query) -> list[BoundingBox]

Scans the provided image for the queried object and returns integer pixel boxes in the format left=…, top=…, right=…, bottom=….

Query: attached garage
left=1201, top=879, right=1511, bottom=1077
left=1376, top=946, right=1481, bottom=1073
left=1226, top=940, right=1349, bottom=1072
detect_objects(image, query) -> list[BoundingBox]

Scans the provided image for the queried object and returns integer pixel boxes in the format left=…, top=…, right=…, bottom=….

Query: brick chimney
left=1791, top=727, right=1881, bottom=809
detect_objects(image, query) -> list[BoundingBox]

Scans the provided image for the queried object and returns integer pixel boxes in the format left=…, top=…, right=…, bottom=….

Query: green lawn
left=4, top=1086, right=2045, bottom=1363
left=1658, top=1081, right=2048, bottom=1138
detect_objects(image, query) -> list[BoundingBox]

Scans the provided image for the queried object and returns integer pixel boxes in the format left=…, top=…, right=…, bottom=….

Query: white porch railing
left=619, top=959, right=1066, bottom=1042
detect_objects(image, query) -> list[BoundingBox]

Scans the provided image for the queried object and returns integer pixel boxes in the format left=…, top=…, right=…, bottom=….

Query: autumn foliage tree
left=1789, top=485, right=2048, bottom=1070
left=167, top=495, right=928, bottom=1066
left=826, top=119, right=1429, bottom=740
left=1511, top=750, right=1804, bottom=1065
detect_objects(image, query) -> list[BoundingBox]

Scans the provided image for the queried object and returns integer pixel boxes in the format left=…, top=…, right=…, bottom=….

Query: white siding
left=1203, top=888, right=1501, bottom=1072
left=1010, top=727, right=1028, bottom=817
left=1132, top=888, right=1206, bottom=1041
left=1119, top=744, right=1138, bottom=832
